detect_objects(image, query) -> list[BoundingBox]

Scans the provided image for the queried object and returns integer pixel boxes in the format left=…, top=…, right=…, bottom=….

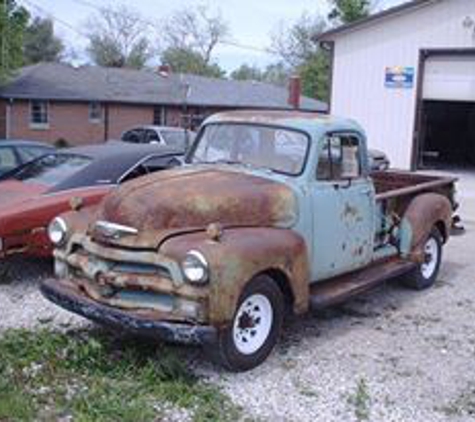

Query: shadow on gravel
left=0, top=257, right=53, bottom=285
left=0, top=257, right=453, bottom=374
left=276, top=278, right=435, bottom=356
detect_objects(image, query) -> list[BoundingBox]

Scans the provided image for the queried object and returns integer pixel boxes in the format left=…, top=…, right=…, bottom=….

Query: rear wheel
left=403, top=228, right=443, bottom=290
left=208, top=275, right=284, bottom=372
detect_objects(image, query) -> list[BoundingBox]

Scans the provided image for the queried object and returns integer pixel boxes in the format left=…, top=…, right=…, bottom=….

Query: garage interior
left=417, top=54, right=475, bottom=170
left=419, top=100, right=475, bottom=168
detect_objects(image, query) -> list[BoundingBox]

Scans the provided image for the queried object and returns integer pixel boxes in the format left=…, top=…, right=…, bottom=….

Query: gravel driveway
left=1, top=171, right=475, bottom=422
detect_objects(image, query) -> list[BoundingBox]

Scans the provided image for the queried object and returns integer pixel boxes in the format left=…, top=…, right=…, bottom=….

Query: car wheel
left=208, top=275, right=284, bottom=372
left=403, top=228, right=443, bottom=290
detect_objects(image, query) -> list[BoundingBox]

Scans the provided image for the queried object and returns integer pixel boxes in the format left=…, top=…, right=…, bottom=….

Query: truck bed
left=372, top=170, right=457, bottom=201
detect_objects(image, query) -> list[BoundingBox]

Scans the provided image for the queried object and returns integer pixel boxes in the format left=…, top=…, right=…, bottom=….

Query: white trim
left=29, top=100, right=49, bottom=127
left=117, top=153, right=174, bottom=183
left=29, top=123, right=50, bottom=130
left=89, top=101, right=103, bottom=123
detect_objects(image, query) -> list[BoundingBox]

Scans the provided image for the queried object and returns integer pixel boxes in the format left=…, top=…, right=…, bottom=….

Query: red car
left=0, top=141, right=182, bottom=258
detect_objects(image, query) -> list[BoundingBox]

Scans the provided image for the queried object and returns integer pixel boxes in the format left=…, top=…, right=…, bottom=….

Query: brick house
left=0, top=63, right=326, bottom=146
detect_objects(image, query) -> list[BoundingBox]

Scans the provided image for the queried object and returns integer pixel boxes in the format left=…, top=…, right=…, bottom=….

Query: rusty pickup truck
left=41, top=110, right=457, bottom=371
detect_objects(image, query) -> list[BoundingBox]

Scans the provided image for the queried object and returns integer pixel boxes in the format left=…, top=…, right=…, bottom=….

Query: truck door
left=311, top=133, right=375, bottom=281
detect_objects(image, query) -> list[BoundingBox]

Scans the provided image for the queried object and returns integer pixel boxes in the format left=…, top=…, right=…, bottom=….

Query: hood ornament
left=94, top=221, right=138, bottom=240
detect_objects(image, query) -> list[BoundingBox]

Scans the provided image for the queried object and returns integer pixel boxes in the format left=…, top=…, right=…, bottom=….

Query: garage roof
left=315, top=0, right=440, bottom=41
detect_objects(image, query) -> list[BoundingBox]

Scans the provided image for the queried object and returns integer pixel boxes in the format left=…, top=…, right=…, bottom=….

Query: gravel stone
left=0, top=257, right=88, bottom=333
left=1, top=171, right=475, bottom=421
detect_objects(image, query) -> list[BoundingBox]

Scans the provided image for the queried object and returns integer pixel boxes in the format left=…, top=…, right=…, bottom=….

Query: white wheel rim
left=421, top=237, right=438, bottom=279
left=232, top=294, right=273, bottom=355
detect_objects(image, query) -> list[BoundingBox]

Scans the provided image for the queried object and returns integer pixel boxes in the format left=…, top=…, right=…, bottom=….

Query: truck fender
left=160, top=227, right=311, bottom=326
left=399, top=193, right=452, bottom=261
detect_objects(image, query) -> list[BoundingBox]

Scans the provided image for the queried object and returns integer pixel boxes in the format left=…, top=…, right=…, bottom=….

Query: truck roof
left=204, top=109, right=363, bottom=136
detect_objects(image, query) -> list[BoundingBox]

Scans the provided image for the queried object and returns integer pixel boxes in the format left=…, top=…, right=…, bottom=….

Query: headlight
left=48, top=217, right=68, bottom=246
left=181, top=250, right=209, bottom=284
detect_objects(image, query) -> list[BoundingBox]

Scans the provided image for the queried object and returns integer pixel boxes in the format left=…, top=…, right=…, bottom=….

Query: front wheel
left=403, top=228, right=443, bottom=290
left=208, top=275, right=284, bottom=372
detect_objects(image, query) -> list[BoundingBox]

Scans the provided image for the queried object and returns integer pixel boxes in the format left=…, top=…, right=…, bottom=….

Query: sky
left=18, top=0, right=406, bottom=73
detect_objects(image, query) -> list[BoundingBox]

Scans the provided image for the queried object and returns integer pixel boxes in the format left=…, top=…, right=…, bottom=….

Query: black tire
left=207, top=274, right=284, bottom=372
left=403, top=228, right=443, bottom=290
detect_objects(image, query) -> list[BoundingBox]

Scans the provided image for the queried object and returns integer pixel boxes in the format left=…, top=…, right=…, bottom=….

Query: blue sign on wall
left=385, top=66, right=415, bottom=89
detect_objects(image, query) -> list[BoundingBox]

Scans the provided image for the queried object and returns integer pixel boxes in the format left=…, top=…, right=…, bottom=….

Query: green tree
left=159, top=5, right=228, bottom=77
left=86, top=5, right=152, bottom=69
left=0, top=0, right=29, bottom=83
left=230, top=62, right=289, bottom=87
left=299, top=53, right=331, bottom=103
left=328, top=0, right=371, bottom=24
left=271, top=13, right=330, bottom=101
left=161, top=5, right=228, bottom=65
left=161, top=47, right=225, bottom=78
left=261, top=62, right=289, bottom=87
left=23, top=17, right=64, bottom=64
left=230, top=64, right=263, bottom=81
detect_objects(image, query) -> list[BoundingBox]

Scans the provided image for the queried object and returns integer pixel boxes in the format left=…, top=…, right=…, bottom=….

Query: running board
left=309, top=259, right=416, bottom=310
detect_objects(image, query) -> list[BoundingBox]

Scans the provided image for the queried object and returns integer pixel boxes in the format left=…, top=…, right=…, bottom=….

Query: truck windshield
left=191, top=123, right=309, bottom=175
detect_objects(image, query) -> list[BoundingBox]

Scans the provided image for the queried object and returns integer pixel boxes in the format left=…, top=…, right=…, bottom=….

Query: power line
left=21, top=0, right=89, bottom=39
left=21, top=0, right=280, bottom=58
left=66, top=0, right=280, bottom=56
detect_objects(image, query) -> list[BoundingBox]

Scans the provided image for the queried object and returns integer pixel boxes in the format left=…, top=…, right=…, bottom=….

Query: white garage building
left=317, top=0, right=475, bottom=170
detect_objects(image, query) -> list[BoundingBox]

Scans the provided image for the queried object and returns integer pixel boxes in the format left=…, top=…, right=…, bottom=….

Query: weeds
left=347, top=377, right=371, bottom=421
left=0, top=328, right=240, bottom=421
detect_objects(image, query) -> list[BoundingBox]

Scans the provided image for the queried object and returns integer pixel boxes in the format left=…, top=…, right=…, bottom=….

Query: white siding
left=424, top=56, right=475, bottom=101
left=330, top=0, right=475, bottom=168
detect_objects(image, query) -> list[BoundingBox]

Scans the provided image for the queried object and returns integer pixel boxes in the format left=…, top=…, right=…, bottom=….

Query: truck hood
left=93, top=166, right=297, bottom=248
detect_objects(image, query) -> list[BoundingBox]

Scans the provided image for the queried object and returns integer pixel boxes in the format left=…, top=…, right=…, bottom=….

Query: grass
left=0, top=328, right=240, bottom=422
left=347, top=378, right=371, bottom=421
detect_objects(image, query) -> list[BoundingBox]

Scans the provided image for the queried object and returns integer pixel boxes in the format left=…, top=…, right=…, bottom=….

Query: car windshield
left=12, top=153, right=92, bottom=186
left=190, top=123, right=309, bottom=175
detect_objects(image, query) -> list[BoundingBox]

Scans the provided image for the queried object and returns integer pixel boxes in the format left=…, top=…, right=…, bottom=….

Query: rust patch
left=403, top=193, right=453, bottom=258
left=207, top=109, right=330, bottom=124
left=161, top=227, right=310, bottom=325
left=94, top=167, right=297, bottom=249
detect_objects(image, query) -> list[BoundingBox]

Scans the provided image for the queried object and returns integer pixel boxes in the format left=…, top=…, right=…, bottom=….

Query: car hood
left=93, top=166, right=297, bottom=248
left=0, top=180, right=48, bottom=208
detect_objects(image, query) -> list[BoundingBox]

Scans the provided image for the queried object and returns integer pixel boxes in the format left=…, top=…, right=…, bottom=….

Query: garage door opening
left=416, top=53, right=475, bottom=170
left=419, top=100, right=475, bottom=169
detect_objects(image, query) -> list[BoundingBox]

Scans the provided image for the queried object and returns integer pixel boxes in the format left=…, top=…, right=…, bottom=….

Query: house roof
left=0, top=63, right=327, bottom=112
left=315, top=0, right=440, bottom=42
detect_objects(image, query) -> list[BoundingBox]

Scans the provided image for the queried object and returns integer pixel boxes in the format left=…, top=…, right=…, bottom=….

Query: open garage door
left=418, top=54, right=475, bottom=169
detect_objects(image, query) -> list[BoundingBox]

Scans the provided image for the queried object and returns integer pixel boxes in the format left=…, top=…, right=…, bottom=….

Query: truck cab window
left=317, top=135, right=361, bottom=180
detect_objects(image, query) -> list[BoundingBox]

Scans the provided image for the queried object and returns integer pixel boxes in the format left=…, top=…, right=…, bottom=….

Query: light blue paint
left=203, top=113, right=395, bottom=283
left=398, top=218, right=414, bottom=258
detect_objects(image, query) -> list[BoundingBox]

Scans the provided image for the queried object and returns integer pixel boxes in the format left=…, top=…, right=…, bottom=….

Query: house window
left=153, top=106, right=166, bottom=125
left=89, top=102, right=102, bottom=122
left=30, top=100, right=49, bottom=128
